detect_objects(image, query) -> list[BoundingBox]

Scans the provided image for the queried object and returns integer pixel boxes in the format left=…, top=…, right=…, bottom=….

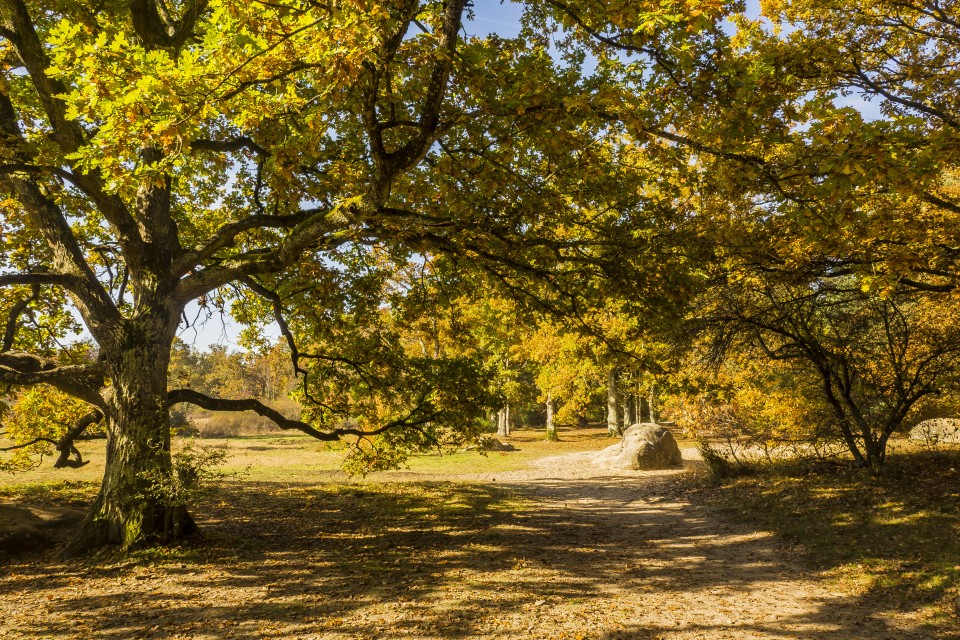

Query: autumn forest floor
left=1, top=428, right=958, bottom=639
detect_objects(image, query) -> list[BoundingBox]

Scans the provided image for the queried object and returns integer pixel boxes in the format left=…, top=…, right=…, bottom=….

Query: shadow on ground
left=0, top=471, right=952, bottom=639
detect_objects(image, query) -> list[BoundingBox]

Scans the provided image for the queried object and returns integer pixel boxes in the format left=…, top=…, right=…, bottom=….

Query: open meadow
left=2, top=428, right=958, bottom=639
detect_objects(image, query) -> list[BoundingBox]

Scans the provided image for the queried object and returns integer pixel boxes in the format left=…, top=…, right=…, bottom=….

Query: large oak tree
left=0, top=0, right=693, bottom=554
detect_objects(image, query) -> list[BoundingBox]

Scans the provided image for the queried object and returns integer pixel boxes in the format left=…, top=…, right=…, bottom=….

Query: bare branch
left=167, top=389, right=436, bottom=441
left=167, top=388, right=342, bottom=440
left=240, top=277, right=307, bottom=375
left=1, top=436, right=57, bottom=452
left=190, top=136, right=269, bottom=157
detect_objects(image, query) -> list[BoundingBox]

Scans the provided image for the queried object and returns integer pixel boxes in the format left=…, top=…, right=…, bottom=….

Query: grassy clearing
left=0, top=426, right=620, bottom=489
left=698, top=443, right=960, bottom=628
left=3, top=429, right=954, bottom=638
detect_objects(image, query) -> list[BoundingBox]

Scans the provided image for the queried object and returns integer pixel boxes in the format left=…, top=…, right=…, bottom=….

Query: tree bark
left=607, top=368, right=622, bottom=437
left=647, top=386, right=657, bottom=424
left=545, top=393, right=557, bottom=441
left=63, top=315, right=190, bottom=556
left=623, top=394, right=636, bottom=428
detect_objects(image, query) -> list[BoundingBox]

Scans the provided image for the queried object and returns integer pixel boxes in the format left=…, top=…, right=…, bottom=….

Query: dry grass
left=696, top=442, right=960, bottom=631
left=4, top=429, right=957, bottom=638
left=0, top=426, right=623, bottom=488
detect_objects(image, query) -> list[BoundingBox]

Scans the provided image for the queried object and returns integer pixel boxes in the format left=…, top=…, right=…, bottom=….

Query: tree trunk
left=497, top=406, right=509, bottom=438
left=545, top=393, right=558, bottom=441
left=647, top=386, right=657, bottom=424
left=607, top=368, right=622, bottom=437
left=63, top=316, right=192, bottom=556
left=623, top=394, right=636, bottom=428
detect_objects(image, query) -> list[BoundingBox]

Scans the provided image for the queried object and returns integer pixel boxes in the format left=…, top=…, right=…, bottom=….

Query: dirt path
left=0, top=449, right=939, bottom=639
left=439, top=450, right=932, bottom=640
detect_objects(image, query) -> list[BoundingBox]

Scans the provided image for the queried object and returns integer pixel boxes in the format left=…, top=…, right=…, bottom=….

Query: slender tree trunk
left=504, top=404, right=511, bottom=437
left=607, top=368, right=622, bottom=437
left=63, top=315, right=191, bottom=556
left=623, top=394, right=637, bottom=428
left=545, top=393, right=557, bottom=441
left=647, top=386, right=657, bottom=424
left=820, top=377, right=868, bottom=467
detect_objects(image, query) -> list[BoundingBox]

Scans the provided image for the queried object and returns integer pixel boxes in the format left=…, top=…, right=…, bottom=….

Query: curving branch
left=171, top=208, right=317, bottom=277
left=54, top=409, right=103, bottom=469
left=0, top=410, right=96, bottom=469
left=240, top=277, right=307, bottom=375
left=167, top=388, right=438, bottom=441
left=2, top=283, right=39, bottom=352
left=167, top=388, right=336, bottom=439
left=172, top=205, right=357, bottom=303
left=190, top=136, right=269, bottom=157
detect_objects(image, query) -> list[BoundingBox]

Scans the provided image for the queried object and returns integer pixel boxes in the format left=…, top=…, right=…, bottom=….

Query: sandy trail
left=445, top=449, right=936, bottom=639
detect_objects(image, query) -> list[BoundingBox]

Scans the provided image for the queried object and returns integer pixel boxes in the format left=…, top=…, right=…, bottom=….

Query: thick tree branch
left=899, top=276, right=955, bottom=293
left=0, top=351, right=105, bottom=408
left=366, top=0, right=466, bottom=203
left=2, top=283, right=39, bottom=351
left=167, top=388, right=407, bottom=441
left=190, top=136, right=269, bottom=157
left=172, top=209, right=316, bottom=277
left=130, top=0, right=175, bottom=48
left=172, top=205, right=357, bottom=303
left=922, top=190, right=960, bottom=215
left=0, top=272, right=83, bottom=288
left=54, top=409, right=102, bottom=469
left=171, top=0, right=209, bottom=50
left=1, top=0, right=142, bottom=252
left=0, top=411, right=98, bottom=468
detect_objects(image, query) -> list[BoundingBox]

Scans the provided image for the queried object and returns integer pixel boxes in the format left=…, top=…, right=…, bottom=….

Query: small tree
left=704, top=270, right=960, bottom=470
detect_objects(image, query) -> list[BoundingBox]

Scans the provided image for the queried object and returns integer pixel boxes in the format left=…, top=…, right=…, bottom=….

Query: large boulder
left=910, top=418, right=960, bottom=445
left=465, top=436, right=516, bottom=452
left=594, top=423, right=683, bottom=470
